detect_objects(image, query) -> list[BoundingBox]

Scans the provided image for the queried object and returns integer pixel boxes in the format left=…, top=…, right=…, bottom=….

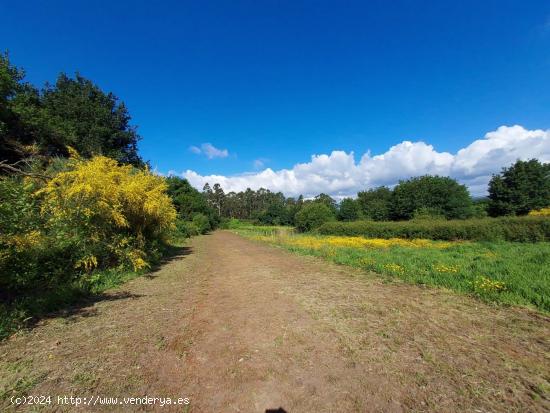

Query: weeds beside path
left=1, top=231, right=549, bottom=412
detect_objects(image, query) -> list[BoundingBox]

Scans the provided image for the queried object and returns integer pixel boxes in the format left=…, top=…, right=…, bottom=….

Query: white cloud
left=189, top=145, right=202, bottom=155
left=189, top=143, right=229, bottom=159
left=253, top=158, right=269, bottom=169
left=181, top=125, right=550, bottom=198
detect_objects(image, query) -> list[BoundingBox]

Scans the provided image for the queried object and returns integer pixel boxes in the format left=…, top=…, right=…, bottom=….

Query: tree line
left=197, top=158, right=550, bottom=230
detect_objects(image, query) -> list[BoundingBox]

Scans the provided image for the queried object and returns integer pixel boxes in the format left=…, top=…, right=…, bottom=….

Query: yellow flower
left=528, top=207, right=550, bottom=216
left=433, top=263, right=459, bottom=273
left=75, top=255, right=98, bottom=272
left=471, top=276, right=506, bottom=293
left=383, top=263, right=405, bottom=274
left=285, top=235, right=454, bottom=250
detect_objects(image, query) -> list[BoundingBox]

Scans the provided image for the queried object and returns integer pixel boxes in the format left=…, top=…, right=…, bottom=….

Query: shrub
left=316, top=216, right=550, bottom=242
left=192, top=213, right=211, bottom=234
left=338, top=198, right=361, bottom=221
left=294, top=202, right=335, bottom=232
left=37, top=156, right=176, bottom=276
left=175, top=220, right=200, bottom=237
left=1, top=155, right=178, bottom=294
left=357, top=186, right=392, bottom=221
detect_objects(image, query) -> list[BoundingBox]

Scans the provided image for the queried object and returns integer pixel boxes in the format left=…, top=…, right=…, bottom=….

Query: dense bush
left=338, top=198, right=361, bottom=221
left=488, top=159, right=550, bottom=217
left=357, top=186, right=392, bottom=221
left=0, top=155, right=176, bottom=293
left=192, top=213, right=211, bottom=234
left=391, top=175, right=474, bottom=220
left=165, top=176, right=219, bottom=229
left=317, top=216, right=550, bottom=242
left=294, top=202, right=335, bottom=232
left=175, top=219, right=200, bottom=238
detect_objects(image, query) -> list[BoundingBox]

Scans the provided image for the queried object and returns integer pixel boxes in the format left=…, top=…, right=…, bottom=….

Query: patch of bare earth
left=1, top=231, right=548, bottom=412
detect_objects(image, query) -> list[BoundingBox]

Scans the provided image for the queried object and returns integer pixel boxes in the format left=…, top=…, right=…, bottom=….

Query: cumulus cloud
left=189, top=143, right=229, bottom=159
left=181, top=125, right=550, bottom=198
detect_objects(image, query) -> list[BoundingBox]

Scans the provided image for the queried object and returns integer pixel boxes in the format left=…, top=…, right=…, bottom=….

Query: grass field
left=232, top=225, right=550, bottom=313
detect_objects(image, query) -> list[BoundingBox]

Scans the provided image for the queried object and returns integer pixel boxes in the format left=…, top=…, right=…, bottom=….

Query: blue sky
left=2, top=0, right=550, bottom=196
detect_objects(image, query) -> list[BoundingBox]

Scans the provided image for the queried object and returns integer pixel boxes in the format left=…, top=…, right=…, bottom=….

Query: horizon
left=2, top=0, right=549, bottom=197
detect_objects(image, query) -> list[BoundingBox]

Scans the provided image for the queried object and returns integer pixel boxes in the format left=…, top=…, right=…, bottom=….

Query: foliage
left=235, top=228, right=550, bottom=312
left=313, top=193, right=337, bottom=214
left=0, top=155, right=176, bottom=294
left=488, top=159, right=550, bottom=217
left=0, top=53, right=142, bottom=166
left=0, top=155, right=180, bottom=339
left=357, top=186, right=392, bottom=221
left=165, top=176, right=218, bottom=230
left=337, top=198, right=361, bottom=221
left=294, top=202, right=335, bottom=232
left=472, top=198, right=489, bottom=218
left=391, top=175, right=474, bottom=220
left=411, top=207, right=446, bottom=221
left=219, top=218, right=246, bottom=229
left=202, top=184, right=302, bottom=225
left=175, top=219, right=200, bottom=238
left=39, top=155, right=176, bottom=269
left=316, top=216, right=550, bottom=242
left=192, top=213, right=211, bottom=234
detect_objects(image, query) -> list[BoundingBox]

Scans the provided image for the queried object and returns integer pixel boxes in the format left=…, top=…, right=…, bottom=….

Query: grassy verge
left=232, top=226, right=550, bottom=313
left=0, top=241, right=186, bottom=340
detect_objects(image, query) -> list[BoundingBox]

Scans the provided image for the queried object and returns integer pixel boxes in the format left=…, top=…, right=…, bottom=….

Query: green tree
left=0, top=54, right=143, bottom=167
left=390, top=175, right=473, bottom=220
left=337, top=198, right=360, bottom=221
left=294, top=202, right=335, bottom=232
left=0, top=52, right=38, bottom=165
left=165, top=176, right=218, bottom=229
left=357, top=186, right=392, bottom=221
left=314, top=193, right=337, bottom=214
left=38, top=74, right=142, bottom=165
left=488, top=159, right=550, bottom=216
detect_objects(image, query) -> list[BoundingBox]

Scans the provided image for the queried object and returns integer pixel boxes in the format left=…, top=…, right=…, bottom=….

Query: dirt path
left=1, top=231, right=549, bottom=412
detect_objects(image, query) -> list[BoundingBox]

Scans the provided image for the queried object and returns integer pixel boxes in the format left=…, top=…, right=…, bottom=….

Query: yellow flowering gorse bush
left=39, top=155, right=176, bottom=271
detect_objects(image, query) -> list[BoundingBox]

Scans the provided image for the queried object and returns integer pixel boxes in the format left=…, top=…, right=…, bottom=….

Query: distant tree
left=472, top=198, right=489, bottom=218
left=314, top=193, right=337, bottom=214
left=166, top=176, right=216, bottom=221
left=337, top=198, right=360, bottom=221
left=357, top=186, right=392, bottom=221
left=294, top=202, right=335, bottom=232
left=258, top=201, right=290, bottom=225
left=390, top=175, right=473, bottom=220
left=488, top=159, right=550, bottom=216
left=211, top=183, right=225, bottom=216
